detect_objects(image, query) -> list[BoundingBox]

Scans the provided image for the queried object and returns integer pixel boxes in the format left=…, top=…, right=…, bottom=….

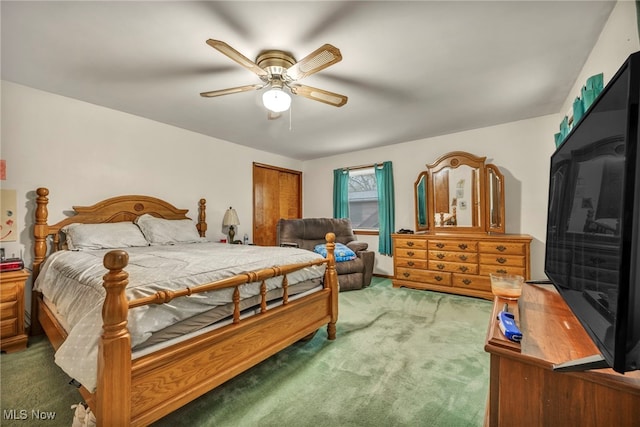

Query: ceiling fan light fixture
left=262, top=87, right=291, bottom=113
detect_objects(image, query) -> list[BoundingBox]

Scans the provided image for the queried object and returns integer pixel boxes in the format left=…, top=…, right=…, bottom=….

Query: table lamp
left=223, top=207, right=240, bottom=243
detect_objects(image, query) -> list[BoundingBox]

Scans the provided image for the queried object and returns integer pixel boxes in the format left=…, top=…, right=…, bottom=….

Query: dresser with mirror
left=392, top=151, right=532, bottom=299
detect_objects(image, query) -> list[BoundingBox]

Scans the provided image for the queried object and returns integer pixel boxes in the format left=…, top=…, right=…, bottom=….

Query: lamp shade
left=262, top=88, right=291, bottom=112
left=222, top=207, right=240, bottom=226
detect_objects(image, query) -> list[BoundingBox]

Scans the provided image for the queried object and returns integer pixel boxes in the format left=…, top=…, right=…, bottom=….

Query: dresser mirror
left=414, top=151, right=505, bottom=233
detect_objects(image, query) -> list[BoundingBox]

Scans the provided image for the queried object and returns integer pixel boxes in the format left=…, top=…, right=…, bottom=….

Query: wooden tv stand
left=484, top=283, right=640, bottom=426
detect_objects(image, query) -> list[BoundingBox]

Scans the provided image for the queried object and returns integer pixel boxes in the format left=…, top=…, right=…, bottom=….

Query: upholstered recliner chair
left=276, top=218, right=375, bottom=291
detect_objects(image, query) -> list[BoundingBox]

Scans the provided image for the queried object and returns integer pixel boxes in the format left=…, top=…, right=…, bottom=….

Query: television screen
left=545, top=52, right=640, bottom=373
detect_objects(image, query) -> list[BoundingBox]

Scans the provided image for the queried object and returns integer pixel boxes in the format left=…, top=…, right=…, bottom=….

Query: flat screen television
left=545, top=51, right=640, bottom=374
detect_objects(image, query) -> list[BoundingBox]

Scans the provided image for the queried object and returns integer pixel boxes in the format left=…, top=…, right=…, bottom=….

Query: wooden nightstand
left=1, top=269, right=29, bottom=353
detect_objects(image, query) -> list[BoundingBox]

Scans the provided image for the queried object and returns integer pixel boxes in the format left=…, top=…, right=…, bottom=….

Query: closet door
left=253, top=163, right=302, bottom=246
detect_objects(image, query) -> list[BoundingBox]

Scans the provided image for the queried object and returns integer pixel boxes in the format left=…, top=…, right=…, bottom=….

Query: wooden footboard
left=98, top=242, right=337, bottom=426
left=31, top=188, right=338, bottom=426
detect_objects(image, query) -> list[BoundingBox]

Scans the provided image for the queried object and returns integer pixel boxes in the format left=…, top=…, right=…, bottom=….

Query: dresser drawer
left=396, top=267, right=451, bottom=286
left=0, top=284, right=18, bottom=303
left=429, top=240, right=477, bottom=252
left=395, top=258, right=428, bottom=269
left=479, top=265, right=526, bottom=277
left=395, top=248, right=427, bottom=259
left=0, top=301, right=18, bottom=321
left=429, top=251, right=478, bottom=263
left=429, top=260, right=479, bottom=274
left=453, top=273, right=491, bottom=292
left=479, top=241, right=527, bottom=255
left=394, top=238, right=428, bottom=250
left=479, top=254, right=526, bottom=268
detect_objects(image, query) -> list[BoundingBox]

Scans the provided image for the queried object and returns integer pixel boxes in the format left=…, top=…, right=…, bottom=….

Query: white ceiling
left=1, top=1, right=616, bottom=160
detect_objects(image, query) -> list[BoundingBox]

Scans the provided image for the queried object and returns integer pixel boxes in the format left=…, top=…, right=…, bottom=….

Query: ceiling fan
left=200, top=39, right=348, bottom=115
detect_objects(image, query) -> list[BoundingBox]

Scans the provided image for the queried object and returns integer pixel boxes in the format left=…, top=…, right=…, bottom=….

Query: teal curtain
left=333, top=168, right=349, bottom=218
left=375, top=161, right=395, bottom=256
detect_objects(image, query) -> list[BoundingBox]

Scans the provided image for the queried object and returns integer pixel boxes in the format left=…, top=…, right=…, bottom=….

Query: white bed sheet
left=34, top=242, right=326, bottom=391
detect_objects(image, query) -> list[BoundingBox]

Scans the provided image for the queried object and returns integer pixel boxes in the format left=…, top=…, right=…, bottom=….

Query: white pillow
left=62, top=222, right=149, bottom=251
left=135, top=213, right=202, bottom=245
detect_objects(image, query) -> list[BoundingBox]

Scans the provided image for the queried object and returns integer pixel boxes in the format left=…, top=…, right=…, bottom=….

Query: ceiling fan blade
left=206, top=39, right=268, bottom=78
left=200, top=84, right=263, bottom=98
left=290, top=84, right=348, bottom=107
left=286, top=44, right=342, bottom=81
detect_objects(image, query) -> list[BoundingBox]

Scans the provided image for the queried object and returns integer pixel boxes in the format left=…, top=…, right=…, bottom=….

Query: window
left=348, top=167, right=379, bottom=229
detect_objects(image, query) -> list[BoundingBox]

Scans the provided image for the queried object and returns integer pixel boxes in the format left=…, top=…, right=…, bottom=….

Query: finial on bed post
left=97, top=250, right=132, bottom=426
left=33, top=187, right=50, bottom=280
left=324, top=232, right=338, bottom=340
left=197, top=198, right=207, bottom=237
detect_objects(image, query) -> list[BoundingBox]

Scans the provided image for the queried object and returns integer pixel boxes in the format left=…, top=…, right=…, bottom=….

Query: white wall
left=302, top=0, right=639, bottom=279
left=1, top=81, right=303, bottom=315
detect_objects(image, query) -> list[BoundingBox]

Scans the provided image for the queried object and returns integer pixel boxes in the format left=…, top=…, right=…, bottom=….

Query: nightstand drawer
left=0, top=300, right=18, bottom=320
left=0, top=284, right=18, bottom=303
left=0, top=317, right=18, bottom=338
left=0, top=269, right=29, bottom=352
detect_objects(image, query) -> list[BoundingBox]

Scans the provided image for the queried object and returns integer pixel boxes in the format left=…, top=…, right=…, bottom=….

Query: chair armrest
left=280, top=242, right=299, bottom=248
left=346, top=241, right=368, bottom=252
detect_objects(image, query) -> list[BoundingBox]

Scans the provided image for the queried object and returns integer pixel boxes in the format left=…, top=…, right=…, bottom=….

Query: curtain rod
left=343, top=162, right=387, bottom=171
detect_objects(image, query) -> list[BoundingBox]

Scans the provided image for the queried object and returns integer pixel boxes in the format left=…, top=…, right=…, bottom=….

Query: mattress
left=34, top=242, right=326, bottom=391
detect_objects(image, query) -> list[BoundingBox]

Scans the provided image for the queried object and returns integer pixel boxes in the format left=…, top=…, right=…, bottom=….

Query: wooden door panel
left=253, top=163, right=301, bottom=246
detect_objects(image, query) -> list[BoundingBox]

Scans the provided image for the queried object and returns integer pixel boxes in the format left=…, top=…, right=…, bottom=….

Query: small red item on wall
left=0, top=160, right=5, bottom=180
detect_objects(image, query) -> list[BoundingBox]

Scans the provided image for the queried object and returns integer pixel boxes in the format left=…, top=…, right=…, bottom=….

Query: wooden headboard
left=32, top=187, right=207, bottom=279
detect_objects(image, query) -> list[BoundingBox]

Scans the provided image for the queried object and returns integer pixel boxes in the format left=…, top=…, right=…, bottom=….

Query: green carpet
left=1, top=278, right=493, bottom=426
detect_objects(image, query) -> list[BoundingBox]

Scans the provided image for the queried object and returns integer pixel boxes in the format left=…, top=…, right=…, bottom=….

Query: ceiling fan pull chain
left=289, top=103, right=293, bottom=132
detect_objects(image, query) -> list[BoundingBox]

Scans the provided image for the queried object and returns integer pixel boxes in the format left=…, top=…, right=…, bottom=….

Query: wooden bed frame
left=31, top=187, right=338, bottom=426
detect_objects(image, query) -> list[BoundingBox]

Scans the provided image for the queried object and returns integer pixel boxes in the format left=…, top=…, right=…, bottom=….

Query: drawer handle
left=435, top=275, right=443, bottom=281
left=458, top=243, right=468, bottom=250
left=403, top=272, right=411, bottom=278
left=436, top=243, right=445, bottom=248
left=407, top=251, right=415, bottom=257
left=407, top=261, right=415, bottom=267
left=436, top=253, right=445, bottom=259
left=496, top=245, right=507, bottom=252
left=496, top=257, right=507, bottom=264
left=436, top=263, right=445, bottom=270
left=459, top=266, right=469, bottom=273
left=407, top=241, right=414, bottom=247
left=462, top=279, right=472, bottom=285
left=497, top=269, right=507, bottom=274
left=458, top=255, right=468, bottom=261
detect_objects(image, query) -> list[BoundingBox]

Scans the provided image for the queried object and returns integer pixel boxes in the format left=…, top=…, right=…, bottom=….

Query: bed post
left=97, top=250, right=132, bottom=427
left=33, top=187, right=49, bottom=280
left=31, top=187, right=50, bottom=335
left=197, top=198, right=207, bottom=237
left=324, top=232, right=338, bottom=340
